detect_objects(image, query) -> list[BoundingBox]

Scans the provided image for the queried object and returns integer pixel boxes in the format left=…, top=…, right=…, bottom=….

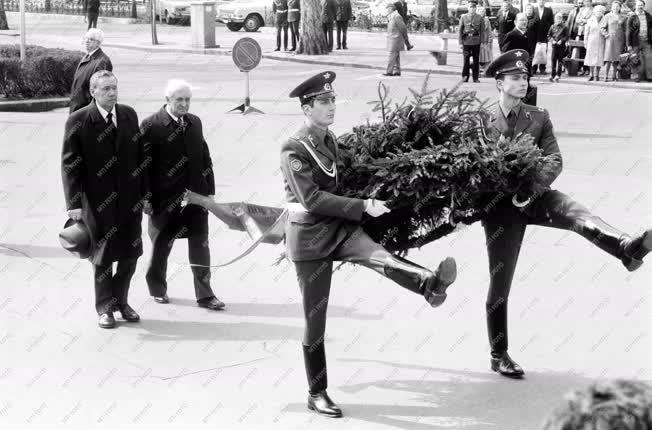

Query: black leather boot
left=383, top=255, right=457, bottom=307
left=620, top=228, right=652, bottom=272
left=486, top=301, right=524, bottom=378
left=302, top=341, right=342, bottom=418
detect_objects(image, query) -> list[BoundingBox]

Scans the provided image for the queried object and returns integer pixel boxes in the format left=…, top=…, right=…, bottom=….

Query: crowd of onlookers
left=493, top=0, right=652, bottom=82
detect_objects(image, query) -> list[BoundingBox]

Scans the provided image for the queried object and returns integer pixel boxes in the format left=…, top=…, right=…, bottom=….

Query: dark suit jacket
left=61, top=102, right=146, bottom=265
left=525, top=14, right=539, bottom=53
left=626, top=11, right=652, bottom=47
left=69, top=48, right=113, bottom=113
left=534, top=6, right=554, bottom=42
left=87, top=0, right=100, bottom=14
left=140, top=106, right=215, bottom=238
left=496, top=8, right=517, bottom=36
left=501, top=27, right=530, bottom=52
left=280, top=123, right=365, bottom=261
left=335, top=0, right=352, bottom=21
left=321, top=0, right=337, bottom=23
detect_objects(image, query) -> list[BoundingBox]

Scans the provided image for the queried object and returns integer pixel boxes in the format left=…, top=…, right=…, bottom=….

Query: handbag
left=532, top=42, right=548, bottom=64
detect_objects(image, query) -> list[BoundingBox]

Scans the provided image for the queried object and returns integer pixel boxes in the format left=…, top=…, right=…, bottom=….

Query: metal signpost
left=20, top=0, right=26, bottom=61
left=228, top=37, right=263, bottom=115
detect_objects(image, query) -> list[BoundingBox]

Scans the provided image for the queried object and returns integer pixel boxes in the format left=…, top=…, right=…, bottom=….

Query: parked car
left=217, top=0, right=269, bottom=32
left=157, top=0, right=192, bottom=25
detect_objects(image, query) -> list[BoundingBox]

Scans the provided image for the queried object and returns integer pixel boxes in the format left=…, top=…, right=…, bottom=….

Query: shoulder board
left=522, top=105, right=547, bottom=114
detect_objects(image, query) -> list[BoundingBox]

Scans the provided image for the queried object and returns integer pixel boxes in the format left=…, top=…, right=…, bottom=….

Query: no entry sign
left=232, top=37, right=262, bottom=72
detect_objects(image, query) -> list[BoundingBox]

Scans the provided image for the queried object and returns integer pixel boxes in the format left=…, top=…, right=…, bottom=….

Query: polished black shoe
left=98, top=312, right=116, bottom=329
left=462, top=76, right=469, bottom=82
left=336, top=46, right=341, bottom=50
left=393, top=72, right=401, bottom=76
left=343, top=46, right=348, bottom=50
left=621, top=228, right=652, bottom=272
left=289, top=47, right=296, bottom=52
left=274, top=47, right=280, bottom=52
left=307, top=390, right=342, bottom=418
left=153, top=294, right=170, bottom=304
left=473, top=79, right=480, bottom=83
left=117, top=304, right=140, bottom=322
left=382, top=73, right=396, bottom=77
left=424, top=257, right=457, bottom=308
left=198, top=297, right=226, bottom=310
left=490, top=351, right=524, bottom=378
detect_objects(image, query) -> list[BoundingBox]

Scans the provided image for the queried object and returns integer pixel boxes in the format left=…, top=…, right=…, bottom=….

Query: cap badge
left=324, top=83, right=332, bottom=91
left=516, top=60, right=524, bottom=68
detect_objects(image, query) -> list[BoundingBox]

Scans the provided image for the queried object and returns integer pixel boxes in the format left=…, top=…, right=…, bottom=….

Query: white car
left=217, top=0, right=269, bottom=32
left=156, top=0, right=192, bottom=25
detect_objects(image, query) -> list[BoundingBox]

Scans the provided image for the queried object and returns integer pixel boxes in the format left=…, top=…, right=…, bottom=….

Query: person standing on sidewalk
left=288, top=0, right=300, bottom=51
left=478, top=7, right=493, bottom=68
left=602, top=1, right=626, bottom=82
left=458, top=0, right=484, bottom=82
left=547, top=13, right=569, bottom=82
left=69, top=29, right=113, bottom=114
left=533, top=0, right=554, bottom=75
left=273, top=0, right=289, bottom=51
left=321, top=0, right=337, bottom=52
left=626, top=0, right=652, bottom=82
left=482, top=49, right=652, bottom=378
left=86, top=0, right=100, bottom=29
left=282, top=71, right=458, bottom=418
left=140, top=79, right=225, bottom=312
left=61, top=70, right=147, bottom=329
left=335, top=0, right=352, bottom=50
left=384, top=2, right=412, bottom=77
left=496, top=0, right=517, bottom=51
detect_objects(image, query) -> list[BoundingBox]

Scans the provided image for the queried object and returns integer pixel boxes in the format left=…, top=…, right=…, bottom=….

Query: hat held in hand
left=59, top=218, right=91, bottom=259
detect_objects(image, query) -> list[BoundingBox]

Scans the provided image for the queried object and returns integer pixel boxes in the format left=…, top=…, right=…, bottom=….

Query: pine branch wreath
left=335, top=73, right=560, bottom=253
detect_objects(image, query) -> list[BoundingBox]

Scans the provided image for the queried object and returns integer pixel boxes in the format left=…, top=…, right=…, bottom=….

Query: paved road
left=0, top=46, right=650, bottom=430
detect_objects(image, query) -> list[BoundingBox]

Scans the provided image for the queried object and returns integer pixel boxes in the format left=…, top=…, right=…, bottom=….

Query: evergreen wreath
left=335, top=74, right=560, bottom=254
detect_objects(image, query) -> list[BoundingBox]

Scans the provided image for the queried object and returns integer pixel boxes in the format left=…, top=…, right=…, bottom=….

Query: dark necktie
left=505, top=110, right=517, bottom=139
left=177, top=115, right=186, bottom=134
left=104, top=112, right=118, bottom=153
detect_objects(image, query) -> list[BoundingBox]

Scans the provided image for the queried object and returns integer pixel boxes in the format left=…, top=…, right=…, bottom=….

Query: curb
left=0, top=97, right=70, bottom=112
left=6, top=11, right=138, bottom=25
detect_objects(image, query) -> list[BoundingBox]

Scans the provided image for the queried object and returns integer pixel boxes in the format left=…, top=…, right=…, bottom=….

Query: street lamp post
left=19, top=0, right=26, bottom=61
left=151, top=0, right=158, bottom=44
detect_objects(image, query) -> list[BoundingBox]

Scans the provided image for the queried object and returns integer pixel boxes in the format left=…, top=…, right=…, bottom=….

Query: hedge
left=0, top=45, right=83, bottom=99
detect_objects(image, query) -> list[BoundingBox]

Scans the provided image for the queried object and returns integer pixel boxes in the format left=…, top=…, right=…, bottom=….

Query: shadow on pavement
left=128, top=318, right=304, bottom=342
left=290, top=358, right=596, bottom=430
left=167, top=298, right=383, bottom=321
left=0, top=242, right=72, bottom=259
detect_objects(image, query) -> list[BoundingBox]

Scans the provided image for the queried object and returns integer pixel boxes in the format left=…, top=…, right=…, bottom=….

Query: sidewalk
left=3, top=12, right=652, bottom=90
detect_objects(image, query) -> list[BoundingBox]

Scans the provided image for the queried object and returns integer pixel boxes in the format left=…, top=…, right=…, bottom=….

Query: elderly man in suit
left=458, top=0, right=485, bottom=82
left=533, top=0, right=554, bottom=74
left=501, top=13, right=530, bottom=53
left=384, top=2, right=412, bottom=76
left=335, top=0, right=352, bottom=50
left=61, top=70, right=148, bottom=329
left=140, top=80, right=224, bottom=311
left=481, top=50, right=652, bottom=378
left=496, top=0, right=517, bottom=49
left=69, top=29, right=113, bottom=114
left=282, top=71, right=458, bottom=417
left=322, top=0, right=337, bottom=51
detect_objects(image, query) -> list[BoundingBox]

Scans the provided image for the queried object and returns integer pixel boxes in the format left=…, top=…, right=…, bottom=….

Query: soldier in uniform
left=287, top=0, right=300, bottom=51
left=458, top=0, right=485, bottom=82
left=322, top=0, right=337, bottom=52
left=273, top=0, right=289, bottom=51
left=281, top=71, right=458, bottom=417
left=481, top=50, right=652, bottom=378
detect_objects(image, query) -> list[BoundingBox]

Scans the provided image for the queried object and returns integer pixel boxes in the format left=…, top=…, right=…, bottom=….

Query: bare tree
left=298, top=0, right=327, bottom=55
left=0, top=0, right=9, bottom=31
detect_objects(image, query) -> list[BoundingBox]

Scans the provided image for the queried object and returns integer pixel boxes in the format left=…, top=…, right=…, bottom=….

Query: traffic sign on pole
left=228, top=37, right=263, bottom=115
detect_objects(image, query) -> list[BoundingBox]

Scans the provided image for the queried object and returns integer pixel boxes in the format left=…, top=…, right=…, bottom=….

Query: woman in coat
left=602, top=1, right=626, bottom=81
left=479, top=7, right=494, bottom=66
left=584, top=5, right=606, bottom=80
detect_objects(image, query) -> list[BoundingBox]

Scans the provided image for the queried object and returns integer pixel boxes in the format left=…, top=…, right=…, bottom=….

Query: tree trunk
left=0, top=0, right=9, bottom=31
left=298, top=0, right=327, bottom=55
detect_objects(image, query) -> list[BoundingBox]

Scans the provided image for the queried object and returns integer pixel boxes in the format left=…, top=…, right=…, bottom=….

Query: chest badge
left=290, top=158, right=302, bottom=172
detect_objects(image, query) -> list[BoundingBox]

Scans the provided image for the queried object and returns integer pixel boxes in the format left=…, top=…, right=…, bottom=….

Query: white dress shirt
left=95, top=101, right=117, bottom=127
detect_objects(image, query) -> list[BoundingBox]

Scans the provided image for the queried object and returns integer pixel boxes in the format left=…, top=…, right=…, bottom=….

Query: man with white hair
left=69, top=28, right=113, bottom=113
left=140, top=80, right=225, bottom=311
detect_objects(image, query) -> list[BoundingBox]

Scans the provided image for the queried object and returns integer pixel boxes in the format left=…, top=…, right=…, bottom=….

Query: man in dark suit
left=335, top=0, right=352, bottom=50
left=321, top=0, right=337, bottom=51
left=61, top=70, right=147, bottom=329
left=282, top=71, right=458, bottom=417
left=482, top=50, right=652, bottom=378
left=140, top=80, right=224, bottom=311
left=69, top=29, right=113, bottom=114
left=533, top=0, right=554, bottom=73
left=458, top=0, right=485, bottom=82
left=87, top=0, right=100, bottom=29
left=496, top=0, right=517, bottom=49
left=501, top=13, right=530, bottom=53
left=626, top=0, right=652, bottom=81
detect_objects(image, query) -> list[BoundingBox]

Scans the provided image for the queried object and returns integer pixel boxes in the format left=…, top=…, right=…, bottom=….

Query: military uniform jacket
left=489, top=102, right=563, bottom=188
left=321, top=0, right=337, bottom=23
left=140, top=106, right=216, bottom=238
left=69, top=48, right=113, bottom=113
left=273, top=0, right=288, bottom=25
left=287, top=0, right=300, bottom=22
left=61, top=102, right=146, bottom=265
left=280, top=124, right=365, bottom=261
left=335, top=0, right=352, bottom=22
left=458, top=13, right=484, bottom=46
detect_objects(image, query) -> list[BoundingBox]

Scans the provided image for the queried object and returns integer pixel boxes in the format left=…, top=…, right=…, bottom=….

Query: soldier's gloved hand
left=67, top=208, right=82, bottom=221
left=364, top=199, right=391, bottom=217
